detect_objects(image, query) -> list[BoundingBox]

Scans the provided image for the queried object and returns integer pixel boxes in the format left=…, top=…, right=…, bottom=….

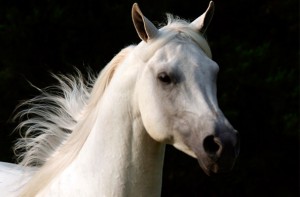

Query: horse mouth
left=196, top=151, right=237, bottom=176
left=197, top=157, right=223, bottom=176
left=198, top=158, right=219, bottom=176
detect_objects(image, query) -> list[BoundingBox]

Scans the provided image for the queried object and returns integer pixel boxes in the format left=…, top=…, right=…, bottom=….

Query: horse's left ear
left=190, top=1, right=215, bottom=34
left=132, top=3, right=159, bottom=42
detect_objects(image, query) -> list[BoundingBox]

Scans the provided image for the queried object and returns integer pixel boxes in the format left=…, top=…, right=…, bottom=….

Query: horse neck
left=42, top=55, right=166, bottom=196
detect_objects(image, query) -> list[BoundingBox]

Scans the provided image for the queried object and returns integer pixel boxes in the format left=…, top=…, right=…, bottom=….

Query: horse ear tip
left=132, top=3, right=141, bottom=14
left=132, top=3, right=139, bottom=9
left=209, top=1, right=215, bottom=9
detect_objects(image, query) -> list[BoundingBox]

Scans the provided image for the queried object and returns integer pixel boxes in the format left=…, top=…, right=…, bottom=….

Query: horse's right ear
left=132, top=3, right=158, bottom=42
left=190, top=1, right=214, bottom=34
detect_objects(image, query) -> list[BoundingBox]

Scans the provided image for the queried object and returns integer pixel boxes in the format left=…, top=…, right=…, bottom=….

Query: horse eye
left=158, top=72, right=172, bottom=84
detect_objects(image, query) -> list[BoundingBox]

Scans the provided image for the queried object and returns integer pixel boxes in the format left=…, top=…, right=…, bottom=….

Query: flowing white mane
left=14, top=70, right=94, bottom=166
left=14, top=46, right=133, bottom=197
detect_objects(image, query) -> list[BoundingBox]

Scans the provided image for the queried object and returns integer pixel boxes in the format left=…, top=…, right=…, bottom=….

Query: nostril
left=203, top=135, right=221, bottom=155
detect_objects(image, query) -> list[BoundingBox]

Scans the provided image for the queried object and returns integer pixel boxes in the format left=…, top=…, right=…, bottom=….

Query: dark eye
left=158, top=72, right=172, bottom=84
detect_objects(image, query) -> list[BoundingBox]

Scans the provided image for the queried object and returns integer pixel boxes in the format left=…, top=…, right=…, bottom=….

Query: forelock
left=134, top=14, right=212, bottom=62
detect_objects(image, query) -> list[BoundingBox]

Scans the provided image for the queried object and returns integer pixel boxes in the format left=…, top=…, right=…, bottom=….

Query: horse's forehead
left=154, top=41, right=214, bottom=72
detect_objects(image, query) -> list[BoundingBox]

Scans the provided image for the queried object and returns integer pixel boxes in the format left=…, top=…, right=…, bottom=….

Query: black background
left=0, top=0, right=298, bottom=196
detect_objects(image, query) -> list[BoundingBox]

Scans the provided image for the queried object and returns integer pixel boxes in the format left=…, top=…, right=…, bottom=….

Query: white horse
left=0, top=1, right=239, bottom=196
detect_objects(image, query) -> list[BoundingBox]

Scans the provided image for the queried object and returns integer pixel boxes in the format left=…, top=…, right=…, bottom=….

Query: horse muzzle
left=191, top=122, right=240, bottom=175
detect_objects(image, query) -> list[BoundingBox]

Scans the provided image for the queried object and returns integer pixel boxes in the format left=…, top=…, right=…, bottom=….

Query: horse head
left=132, top=1, right=239, bottom=175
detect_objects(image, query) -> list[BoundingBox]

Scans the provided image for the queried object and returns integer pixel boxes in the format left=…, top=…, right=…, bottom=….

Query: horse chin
left=195, top=151, right=236, bottom=176
left=197, top=156, right=220, bottom=176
